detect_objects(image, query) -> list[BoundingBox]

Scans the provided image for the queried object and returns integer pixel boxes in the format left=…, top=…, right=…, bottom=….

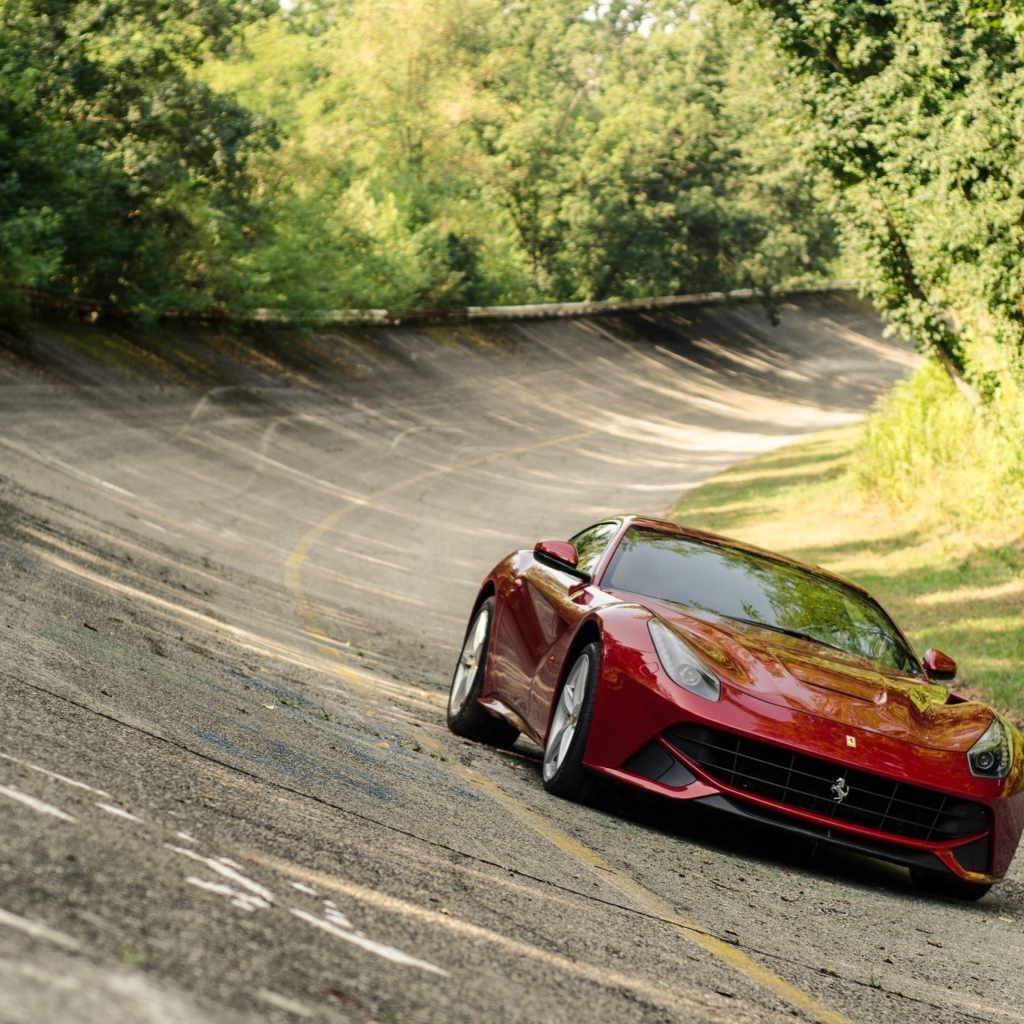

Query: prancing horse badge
left=831, top=777, right=851, bottom=803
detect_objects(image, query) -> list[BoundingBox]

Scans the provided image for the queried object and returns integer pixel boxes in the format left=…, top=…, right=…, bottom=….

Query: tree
left=0, top=0, right=276, bottom=315
left=747, top=0, right=1024, bottom=400
left=472, top=0, right=836, bottom=302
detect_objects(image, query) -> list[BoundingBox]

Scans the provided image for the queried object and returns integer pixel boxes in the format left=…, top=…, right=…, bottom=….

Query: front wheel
left=446, top=598, right=519, bottom=747
left=542, top=642, right=600, bottom=800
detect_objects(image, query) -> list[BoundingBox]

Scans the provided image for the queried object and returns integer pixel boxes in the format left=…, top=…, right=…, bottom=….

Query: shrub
left=854, top=361, right=1024, bottom=524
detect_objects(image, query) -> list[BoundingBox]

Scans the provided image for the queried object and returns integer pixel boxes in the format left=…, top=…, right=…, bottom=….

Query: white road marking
left=168, top=846, right=275, bottom=904
left=185, top=877, right=271, bottom=913
left=0, top=785, right=75, bottom=823
left=97, top=803, right=144, bottom=823
left=290, top=882, right=319, bottom=896
left=322, top=901, right=353, bottom=929
left=257, top=989, right=313, bottom=1018
left=0, top=752, right=111, bottom=797
left=0, top=907, right=81, bottom=951
left=289, top=908, right=448, bottom=976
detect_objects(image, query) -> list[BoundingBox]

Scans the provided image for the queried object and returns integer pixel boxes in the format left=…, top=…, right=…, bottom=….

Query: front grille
left=665, top=723, right=987, bottom=844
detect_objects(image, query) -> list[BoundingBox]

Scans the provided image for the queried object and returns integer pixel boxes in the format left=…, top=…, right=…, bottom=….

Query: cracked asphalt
left=1, top=296, right=1020, bottom=1024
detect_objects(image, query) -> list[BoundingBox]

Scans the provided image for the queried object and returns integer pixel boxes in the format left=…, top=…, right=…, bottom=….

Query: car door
left=490, top=554, right=562, bottom=722
left=495, top=557, right=585, bottom=724
left=524, top=522, right=622, bottom=735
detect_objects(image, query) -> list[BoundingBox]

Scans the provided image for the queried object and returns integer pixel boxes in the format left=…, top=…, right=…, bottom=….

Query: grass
left=670, top=426, right=1024, bottom=725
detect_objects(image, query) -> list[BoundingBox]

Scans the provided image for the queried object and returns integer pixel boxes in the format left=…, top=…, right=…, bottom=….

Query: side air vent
left=623, top=742, right=696, bottom=789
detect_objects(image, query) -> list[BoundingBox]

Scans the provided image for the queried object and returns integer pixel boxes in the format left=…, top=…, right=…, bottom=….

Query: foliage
left=854, top=360, right=1024, bottom=518
left=197, top=0, right=839, bottom=312
left=2, top=0, right=840, bottom=315
left=0, top=0, right=276, bottom=316
left=470, top=1, right=835, bottom=303
left=748, top=0, right=1024, bottom=397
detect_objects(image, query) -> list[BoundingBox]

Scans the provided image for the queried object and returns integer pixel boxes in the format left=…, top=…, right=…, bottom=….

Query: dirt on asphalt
left=0, top=296, right=1020, bottom=1024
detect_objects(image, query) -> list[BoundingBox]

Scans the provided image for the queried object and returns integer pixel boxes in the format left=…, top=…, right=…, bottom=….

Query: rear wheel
left=447, top=598, right=519, bottom=747
left=910, top=866, right=992, bottom=901
left=541, top=642, right=600, bottom=800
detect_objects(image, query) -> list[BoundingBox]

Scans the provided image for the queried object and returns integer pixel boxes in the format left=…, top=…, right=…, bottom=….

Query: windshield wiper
left=723, top=616, right=846, bottom=654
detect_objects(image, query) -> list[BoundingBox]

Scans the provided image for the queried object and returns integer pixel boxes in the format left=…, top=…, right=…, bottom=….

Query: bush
left=854, top=361, right=1024, bottom=523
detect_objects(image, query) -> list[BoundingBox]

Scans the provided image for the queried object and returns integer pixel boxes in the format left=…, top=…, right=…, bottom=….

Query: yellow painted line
left=26, top=545, right=431, bottom=711
left=284, top=425, right=852, bottom=1021
left=239, top=848, right=751, bottom=1022
left=283, top=430, right=596, bottom=687
left=416, top=735, right=854, bottom=1024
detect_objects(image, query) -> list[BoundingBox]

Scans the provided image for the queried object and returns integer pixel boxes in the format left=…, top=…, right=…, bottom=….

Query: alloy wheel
left=449, top=606, right=489, bottom=716
left=542, top=652, right=589, bottom=781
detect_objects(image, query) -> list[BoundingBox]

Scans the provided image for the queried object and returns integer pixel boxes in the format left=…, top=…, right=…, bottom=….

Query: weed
left=119, top=944, right=147, bottom=969
left=854, top=361, right=1024, bottom=522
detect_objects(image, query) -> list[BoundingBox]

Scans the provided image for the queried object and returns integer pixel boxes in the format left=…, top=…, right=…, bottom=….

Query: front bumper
left=599, top=731, right=996, bottom=881
left=584, top=655, right=1024, bottom=883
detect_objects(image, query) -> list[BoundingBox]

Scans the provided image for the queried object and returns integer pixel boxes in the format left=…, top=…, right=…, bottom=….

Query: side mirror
left=534, top=539, right=579, bottom=568
left=922, top=648, right=957, bottom=682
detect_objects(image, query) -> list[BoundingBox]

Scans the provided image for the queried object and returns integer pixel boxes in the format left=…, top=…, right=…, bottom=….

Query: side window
left=570, top=522, right=620, bottom=577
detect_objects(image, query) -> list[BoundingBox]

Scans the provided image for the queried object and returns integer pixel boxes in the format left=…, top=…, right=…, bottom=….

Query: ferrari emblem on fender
left=846, top=735, right=856, bottom=748
left=831, top=777, right=850, bottom=803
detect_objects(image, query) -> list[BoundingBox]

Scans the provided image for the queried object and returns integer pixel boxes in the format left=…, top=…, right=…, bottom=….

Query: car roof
left=604, top=514, right=872, bottom=598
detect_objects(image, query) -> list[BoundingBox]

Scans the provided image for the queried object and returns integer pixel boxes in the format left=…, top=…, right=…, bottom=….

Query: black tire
left=446, top=598, right=519, bottom=748
left=910, top=866, right=992, bottom=901
left=541, top=641, right=600, bottom=800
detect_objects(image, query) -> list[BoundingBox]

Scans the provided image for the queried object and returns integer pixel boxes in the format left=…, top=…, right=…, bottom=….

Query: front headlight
left=648, top=619, right=721, bottom=702
left=967, top=717, right=1014, bottom=779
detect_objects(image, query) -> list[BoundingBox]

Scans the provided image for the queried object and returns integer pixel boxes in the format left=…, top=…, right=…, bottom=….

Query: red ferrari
left=447, top=516, right=1024, bottom=899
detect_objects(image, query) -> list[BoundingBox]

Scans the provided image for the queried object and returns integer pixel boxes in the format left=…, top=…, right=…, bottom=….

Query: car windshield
left=603, top=527, right=921, bottom=675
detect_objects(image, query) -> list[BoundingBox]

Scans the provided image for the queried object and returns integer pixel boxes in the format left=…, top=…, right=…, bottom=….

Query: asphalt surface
left=0, top=296, right=1021, bottom=1024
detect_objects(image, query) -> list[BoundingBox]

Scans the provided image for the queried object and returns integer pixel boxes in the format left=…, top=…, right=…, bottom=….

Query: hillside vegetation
left=0, top=0, right=836, bottom=319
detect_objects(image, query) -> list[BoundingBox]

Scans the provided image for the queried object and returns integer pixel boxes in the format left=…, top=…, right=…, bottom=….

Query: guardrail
left=250, top=279, right=858, bottom=326
left=22, top=280, right=858, bottom=328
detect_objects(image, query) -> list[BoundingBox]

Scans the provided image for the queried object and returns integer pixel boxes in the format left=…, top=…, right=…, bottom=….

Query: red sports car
left=447, top=515, right=1024, bottom=899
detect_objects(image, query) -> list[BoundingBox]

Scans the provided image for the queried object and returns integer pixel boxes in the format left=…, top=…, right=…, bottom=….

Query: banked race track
left=1, top=293, right=1020, bottom=1024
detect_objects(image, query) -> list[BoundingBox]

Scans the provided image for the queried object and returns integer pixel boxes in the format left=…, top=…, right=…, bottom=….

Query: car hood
left=644, top=599, right=994, bottom=752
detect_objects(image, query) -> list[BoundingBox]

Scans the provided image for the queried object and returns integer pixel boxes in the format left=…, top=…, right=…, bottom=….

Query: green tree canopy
left=1, top=0, right=276, bottom=315
left=3, top=0, right=840, bottom=316
left=747, top=0, right=1024, bottom=400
